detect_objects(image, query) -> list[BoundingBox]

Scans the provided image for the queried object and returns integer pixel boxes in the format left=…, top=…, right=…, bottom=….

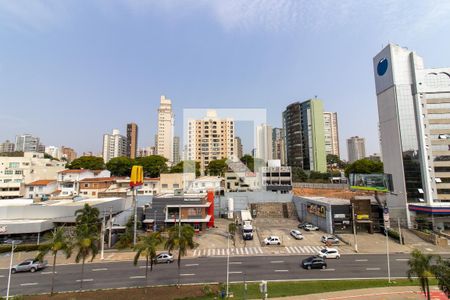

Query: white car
left=290, top=230, right=303, bottom=240
left=317, top=248, right=340, bottom=259
left=304, top=224, right=319, bottom=231
left=264, top=236, right=281, bottom=245
left=321, top=235, right=340, bottom=244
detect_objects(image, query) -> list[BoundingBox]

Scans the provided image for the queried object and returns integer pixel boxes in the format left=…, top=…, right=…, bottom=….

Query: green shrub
left=0, top=243, right=50, bottom=254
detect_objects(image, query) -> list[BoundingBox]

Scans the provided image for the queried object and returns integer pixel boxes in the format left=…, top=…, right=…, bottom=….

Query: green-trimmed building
left=283, top=98, right=327, bottom=172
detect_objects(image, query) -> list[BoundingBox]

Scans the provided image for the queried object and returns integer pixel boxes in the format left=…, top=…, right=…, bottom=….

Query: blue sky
left=1, top=0, right=450, bottom=159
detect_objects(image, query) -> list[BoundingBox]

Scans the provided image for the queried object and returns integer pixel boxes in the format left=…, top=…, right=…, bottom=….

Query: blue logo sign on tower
left=377, top=58, right=388, bottom=76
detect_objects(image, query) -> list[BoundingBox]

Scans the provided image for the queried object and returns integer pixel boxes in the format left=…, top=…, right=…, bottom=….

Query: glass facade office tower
left=374, top=44, right=450, bottom=228
left=283, top=99, right=326, bottom=172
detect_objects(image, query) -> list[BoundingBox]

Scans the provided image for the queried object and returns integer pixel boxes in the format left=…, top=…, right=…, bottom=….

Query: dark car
left=297, top=222, right=308, bottom=229
left=301, top=256, right=327, bottom=270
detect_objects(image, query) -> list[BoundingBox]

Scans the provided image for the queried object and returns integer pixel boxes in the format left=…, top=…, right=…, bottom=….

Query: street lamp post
left=153, top=210, right=157, bottom=232
left=6, top=239, right=22, bottom=300
left=226, top=231, right=230, bottom=297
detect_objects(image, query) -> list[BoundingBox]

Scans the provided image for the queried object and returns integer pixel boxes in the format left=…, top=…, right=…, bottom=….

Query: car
left=263, top=236, right=281, bottom=245
left=301, top=256, right=327, bottom=270
left=11, top=259, right=47, bottom=273
left=321, top=235, right=340, bottom=244
left=304, top=224, right=319, bottom=231
left=297, top=222, right=309, bottom=229
left=317, top=248, right=340, bottom=259
left=154, top=253, right=174, bottom=264
left=290, top=230, right=303, bottom=240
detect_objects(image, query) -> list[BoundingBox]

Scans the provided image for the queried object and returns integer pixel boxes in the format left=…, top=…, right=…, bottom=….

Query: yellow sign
left=356, top=214, right=369, bottom=220
left=130, top=165, right=143, bottom=187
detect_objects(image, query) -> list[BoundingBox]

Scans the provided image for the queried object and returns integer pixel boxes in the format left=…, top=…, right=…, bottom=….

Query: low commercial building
left=261, top=165, right=292, bottom=193
left=144, top=192, right=214, bottom=232
left=24, top=180, right=58, bottom=200
left=188, top=176, right=223, bottom=194
left=225, top=172, right=259, bottom=192
left=0, top=152, right=65, bottom=199
left=79, top=177, right=116, bottom=198
left=160, top=173, right=195, bottom=194
left=0, top=197, right=131, bottom=242
left=293, top=195, right=382, bottom=234
left=57, top=169, right=111, bottom=196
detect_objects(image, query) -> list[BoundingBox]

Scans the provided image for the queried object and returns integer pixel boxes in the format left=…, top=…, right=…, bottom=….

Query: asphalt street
left=0, top=254, right=416, bottom=296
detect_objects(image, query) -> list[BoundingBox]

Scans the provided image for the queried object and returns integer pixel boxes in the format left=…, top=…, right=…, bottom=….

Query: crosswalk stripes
left=192, top=247, right=264, bottom=257
left=284, top=245, right=324, bottom=254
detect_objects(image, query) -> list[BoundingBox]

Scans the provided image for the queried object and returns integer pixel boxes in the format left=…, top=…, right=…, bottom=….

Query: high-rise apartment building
left=374, top=43, right=450, bottom=228
left=15, top=134, right=42, bottom=152
left=0, top=140, right=15, bottom=153
left=187, top=110, right=235, bottom=171
left=156, top=95, right=174, bottom=163
left=173, top=136, right=181, bottom=164
left=323, top=112, right=340, bottom=157
left=61, top=146, right=77, bottom=162
left=283, top=99, right=326, bottom=172
left=234, top=137, right=243, bottom=159
left=256, top=124, right=273, bottom=162
left=45, top=146, right=61, bottom=159
left=138, top=146, right=156, bottom=157
left=102, top=129, right=127, bottom=163
left=347, top=136, right=366, bottom=163
left=126, top=123, right=138, bottom=159
left=272, top=128, right=286, bottom=165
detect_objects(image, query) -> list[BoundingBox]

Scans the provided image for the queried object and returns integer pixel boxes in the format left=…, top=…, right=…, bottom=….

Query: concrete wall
left=292, top=196, right=333, bottom=233
left=251, top=202, right=297, bottom=218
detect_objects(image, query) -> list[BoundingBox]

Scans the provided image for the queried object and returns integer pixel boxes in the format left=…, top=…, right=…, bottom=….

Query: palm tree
left=73, top=204, right=100, bottom=290
left=133, top=232, right=163, bottom=282
left=74, top=223, right=99, bottom=289
left=432, top=256, right=450, bottom=297
left=407, top=249, right=434, bottom=300
left=165, top=224, right=195, bottom=285
left=36, top=227, right=72, bottom=296
left=75, top=203, right=100, bottom=234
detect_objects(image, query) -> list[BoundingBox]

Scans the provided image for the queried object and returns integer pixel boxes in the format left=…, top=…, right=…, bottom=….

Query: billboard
left=349, top=173, right=393, bottom=193
left=307, top=203, right=326, bottom=218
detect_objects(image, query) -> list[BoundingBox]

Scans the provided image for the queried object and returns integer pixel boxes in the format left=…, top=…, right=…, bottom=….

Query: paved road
left=0, top=254, right=413, bottom=296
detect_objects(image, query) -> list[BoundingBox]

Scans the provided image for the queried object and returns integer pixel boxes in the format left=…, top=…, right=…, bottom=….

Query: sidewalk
left=263, top=286, right=447, bottom=300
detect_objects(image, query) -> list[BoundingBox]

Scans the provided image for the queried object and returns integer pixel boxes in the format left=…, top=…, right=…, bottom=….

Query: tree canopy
left=170, top=160, right=200, bottom=177
left=206, top=159, right=228, bottom=176
left=106, top=156, right=133, bottom=176
left=345, top=158, right=384, bottom=177
left=135, top=155, right=168, bottom=178
left=67, top=156, right=105, bottom=170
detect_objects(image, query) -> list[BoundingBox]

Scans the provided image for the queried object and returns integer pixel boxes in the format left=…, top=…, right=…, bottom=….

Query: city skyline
left=1, top=1, right=450, bottom=160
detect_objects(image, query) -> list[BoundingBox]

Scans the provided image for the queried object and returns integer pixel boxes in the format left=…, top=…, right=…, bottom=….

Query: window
left=5, top=170, right=13, bottom=175
left=9, top=162, right=19, bottom=168
left=162, top=184, right=168, bottom=188
left=173, top=184, right=180, bottom=188
left=15, top=170, right=22, bottom=175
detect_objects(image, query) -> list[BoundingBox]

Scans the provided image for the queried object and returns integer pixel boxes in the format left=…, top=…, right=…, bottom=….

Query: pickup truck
left=11, top=259, right=47, bottom=273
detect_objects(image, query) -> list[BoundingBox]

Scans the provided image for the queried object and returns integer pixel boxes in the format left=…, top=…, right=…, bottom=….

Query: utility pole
left=108, top=206, right=113, bottom=248
left=226, top=231, right=230, bottom=297
left=351, top=203, right=358, bottom=253
left=398, top=217, right=403, bottom=245
left=101, top=209, right=106, bottom=260
left=133, top=187, right=137, bottom=246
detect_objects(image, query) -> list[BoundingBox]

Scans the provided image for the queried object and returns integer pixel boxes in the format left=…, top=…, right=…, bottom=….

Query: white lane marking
left=221, top=249, right=225, bottom=256
left=129, top=276, right=145, bottom=279
left=366, top=268, right=381, bottom=271
left=207, top=249, right=211, bottom=256
left=180, top=273, right=195, bottom=276
left=244, top=247, right=249, bottom=255
left=306, top=246, right=315, bottom=253
left=230, top=262, right=242, bottom=265
left=355, top=259, right=368, bottom=262
left=321, top=268, right=335, bottom=271
left=285, top=247, right=292, bottom=254
left=185, top=263, right=199, bottom=267
left=76, top=278, right=93, bottom=282
left=92, top=268, right=108, bottom=271
left=275, top=269, right=289, bottom=272
left=396, top=258, right=409, bottom=261
left=20, top=282, right=38, bottom=286
left=270, top=260, right=284, bottom=264
left=193, top=250, right=198, bottom=256
left=0, top=275, right=4, bottom=278
left=295, top=246, right=304, bottom=253
left=256, top=247, right=263, bottom=254
left=139, top=266, right=149, bottom=269
left=228, top=271, right=242, bottom=274
left=41, top=271, right=56, bottom=275
left=313, top=246, right=323, bottom=252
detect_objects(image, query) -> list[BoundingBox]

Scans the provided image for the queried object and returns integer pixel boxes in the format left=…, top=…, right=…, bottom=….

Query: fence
left=292, top=182, right=349, bottom=190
